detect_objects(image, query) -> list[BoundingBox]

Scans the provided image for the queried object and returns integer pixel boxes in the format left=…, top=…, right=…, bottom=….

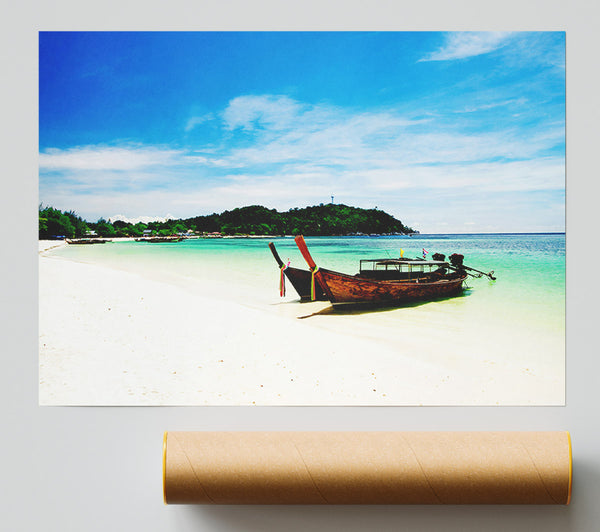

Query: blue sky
left=39, top=31, right=565, bottom=233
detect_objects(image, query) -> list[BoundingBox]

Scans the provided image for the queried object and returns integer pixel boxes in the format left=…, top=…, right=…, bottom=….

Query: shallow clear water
left=51, top=233, right=565, bottom=332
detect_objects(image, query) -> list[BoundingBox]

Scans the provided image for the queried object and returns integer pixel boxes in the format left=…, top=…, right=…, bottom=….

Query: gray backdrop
left=2, top=1, right=598, bottom=530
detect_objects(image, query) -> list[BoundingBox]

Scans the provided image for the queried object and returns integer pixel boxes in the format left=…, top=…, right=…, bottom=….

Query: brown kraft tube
left=163, top=431, right=572, bottom=505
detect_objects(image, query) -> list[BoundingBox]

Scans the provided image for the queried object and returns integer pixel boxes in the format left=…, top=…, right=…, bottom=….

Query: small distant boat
left=268, top=242, right=327, bottom=301
left=134, top=236, right=184, bottom=243
left=294, top=235, right=494, bottom=307
left=66, top=238, right=111, bottom=244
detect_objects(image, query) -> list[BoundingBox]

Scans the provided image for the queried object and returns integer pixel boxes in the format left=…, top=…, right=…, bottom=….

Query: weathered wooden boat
left=294, top=235, right=475, bottom=307
left=66, top=238, right=111, bottom=244
left=268, top=242, right=328, bottom=301
left=134, top=236, right=184, bottom=243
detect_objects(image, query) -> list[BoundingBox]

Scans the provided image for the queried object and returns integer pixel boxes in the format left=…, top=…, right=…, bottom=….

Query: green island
left=39, top=204, right=417, bottom=239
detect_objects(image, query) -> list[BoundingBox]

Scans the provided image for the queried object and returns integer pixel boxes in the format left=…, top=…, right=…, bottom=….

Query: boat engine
left=449, top=253, right=465, bottom=268
left=432, top=253, right=445, bottom=261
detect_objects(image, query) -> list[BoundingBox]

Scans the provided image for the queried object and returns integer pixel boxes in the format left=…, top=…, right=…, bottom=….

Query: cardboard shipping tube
left=163, top=431, right=572, bottom=505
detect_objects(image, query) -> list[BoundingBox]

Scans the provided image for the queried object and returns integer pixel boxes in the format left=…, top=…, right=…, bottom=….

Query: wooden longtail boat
left=134, top=236, right=184, bottom=243
left=268, top=241, right=440, bottom=301
left=268, top=242, right=328, bottom=301
left=294, top=235, right=469, bottom=307
left=66, top=238, right=111, bottom=244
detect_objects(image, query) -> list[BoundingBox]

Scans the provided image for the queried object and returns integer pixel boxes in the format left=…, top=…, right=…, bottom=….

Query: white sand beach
left=39, top=241, right=564, bottom=405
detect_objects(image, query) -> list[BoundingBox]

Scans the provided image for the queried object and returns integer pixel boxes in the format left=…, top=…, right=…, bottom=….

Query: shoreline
left=39, top=240, right=67, bottom=253
left=39, top=243, right=564, bottom=406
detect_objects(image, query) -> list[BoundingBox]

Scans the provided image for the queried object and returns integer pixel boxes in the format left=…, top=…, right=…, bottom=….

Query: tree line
left=39, top=203, right=416, bottom=239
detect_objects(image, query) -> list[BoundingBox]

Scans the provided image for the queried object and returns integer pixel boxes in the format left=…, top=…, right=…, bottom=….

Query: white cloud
left=39, top=93, right=564, bottom=232
left=218, top=101, right=429, bottom=168
left=420, top=32, right=514, bottom=62
left=39, top=145, right=184, bottom=171
left=361, top=157, right=564, bottom=193
left=40, top=154, right=564, bottom=233
left=500, top=32, right=565, bottom=71
left=222, top=95, right=303, bottom=131
left=184, top=113, right=214, bottom=132
left=108, top=214, right=174, bottom=224
left=457, top=98, right=528, bottom=113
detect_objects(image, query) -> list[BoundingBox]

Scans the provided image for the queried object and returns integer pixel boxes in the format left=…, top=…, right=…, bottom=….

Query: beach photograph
left=38, top=31, right=565, bottom=406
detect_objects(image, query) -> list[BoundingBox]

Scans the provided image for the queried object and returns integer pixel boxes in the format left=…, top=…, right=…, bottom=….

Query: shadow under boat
left=297, top=288, right=473, bottom=318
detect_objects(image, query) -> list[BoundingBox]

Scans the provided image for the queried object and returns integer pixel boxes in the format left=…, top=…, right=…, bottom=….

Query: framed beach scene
left=38, top=32, right=565, bottom=405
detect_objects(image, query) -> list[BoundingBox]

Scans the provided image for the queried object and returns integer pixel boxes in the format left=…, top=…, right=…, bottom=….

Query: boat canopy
left=359, top=258, right=449, bottom=275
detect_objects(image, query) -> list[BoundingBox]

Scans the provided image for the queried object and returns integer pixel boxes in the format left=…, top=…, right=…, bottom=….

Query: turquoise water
left=50, top=233, right=565, bottom=331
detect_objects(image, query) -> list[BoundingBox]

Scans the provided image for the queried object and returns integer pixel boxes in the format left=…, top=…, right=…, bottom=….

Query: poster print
left=39, top=32, right=565, bottom=405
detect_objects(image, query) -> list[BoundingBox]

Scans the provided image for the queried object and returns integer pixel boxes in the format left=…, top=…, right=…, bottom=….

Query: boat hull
left=317, top=268, right=467, bottom=307
left=284, top=266, right=328, bottom=301
left=66, top=238, right=110, bottom=244
left=268, top=241, right=327, bottom=301
left=135, top=237, right=184, bottom=242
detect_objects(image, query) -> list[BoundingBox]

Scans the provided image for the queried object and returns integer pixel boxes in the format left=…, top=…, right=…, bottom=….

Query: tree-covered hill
left=184, top=204, right=415, bottom=236
left=39, top=203, right=417, bottom=238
